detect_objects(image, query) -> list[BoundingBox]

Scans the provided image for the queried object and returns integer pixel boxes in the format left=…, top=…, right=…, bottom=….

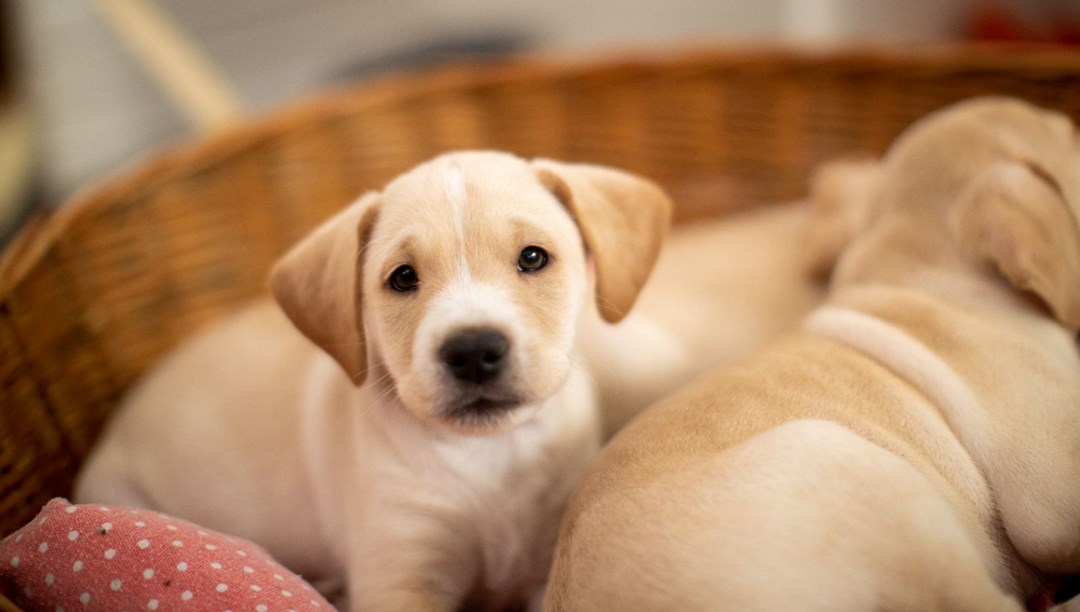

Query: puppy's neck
left=832, top=215, right=954, bottom=285
left=830, top=215, right=1048, bottom=323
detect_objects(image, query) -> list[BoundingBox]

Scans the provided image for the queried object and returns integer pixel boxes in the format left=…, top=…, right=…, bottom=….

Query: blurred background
left=1, top=0, right=1079, bottom=245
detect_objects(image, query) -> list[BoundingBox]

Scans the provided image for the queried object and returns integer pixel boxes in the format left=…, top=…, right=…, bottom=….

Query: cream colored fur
left=75, top=149, right=826, bottom=609
left=75, top=151, right=672, bottom=610
left=545, top=97, right=1080, bottom=611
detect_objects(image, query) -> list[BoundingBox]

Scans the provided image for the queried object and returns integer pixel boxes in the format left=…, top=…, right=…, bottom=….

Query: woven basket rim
left=3, top=42, right=1080, bottom=297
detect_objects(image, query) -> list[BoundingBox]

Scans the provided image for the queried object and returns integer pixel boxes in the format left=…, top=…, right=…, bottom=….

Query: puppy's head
left=270, top=151, right=671, bottom=433
left=944, top=99, right=1080, bottom=329
left=815, top=97, right=1080, bottom=329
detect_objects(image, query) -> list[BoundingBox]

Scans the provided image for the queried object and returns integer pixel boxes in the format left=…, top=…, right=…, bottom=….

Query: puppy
left=544, top=97, right=1080, bottom=612
left=75, top=151, right=671, bottom=610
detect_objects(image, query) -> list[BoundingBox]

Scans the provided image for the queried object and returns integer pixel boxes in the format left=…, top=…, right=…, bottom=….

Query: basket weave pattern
left=4, top=46, right=1080, bottom=549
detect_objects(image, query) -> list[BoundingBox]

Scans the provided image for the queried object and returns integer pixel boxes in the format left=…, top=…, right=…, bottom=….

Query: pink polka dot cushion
left=0, top=498, right=331, bottom=611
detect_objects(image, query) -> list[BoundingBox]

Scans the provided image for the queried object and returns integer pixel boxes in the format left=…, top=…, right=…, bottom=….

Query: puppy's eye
left=517, top=246, right=548, bottom=273
left=389, top=265, right=419, bottom=292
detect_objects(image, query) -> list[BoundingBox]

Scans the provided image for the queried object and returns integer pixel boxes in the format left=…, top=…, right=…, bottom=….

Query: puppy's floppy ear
left=950, top=161, right=1080, bottom=328
left=270, top=193, right=381, bottom=384
left=532, top=159, right=672, bottom=323
left=805, top=158, right=882, bottom=279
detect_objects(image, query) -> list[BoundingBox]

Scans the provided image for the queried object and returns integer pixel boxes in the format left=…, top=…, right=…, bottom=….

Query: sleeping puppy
left=75, top=151, right=671, bottom=610
left=544, top=97, right=1080, bottom=612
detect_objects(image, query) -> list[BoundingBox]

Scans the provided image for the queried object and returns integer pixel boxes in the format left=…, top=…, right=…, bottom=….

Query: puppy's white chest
left=315, top=361, right=599, bottom=606
left=440, top=367, right=600, bottom=593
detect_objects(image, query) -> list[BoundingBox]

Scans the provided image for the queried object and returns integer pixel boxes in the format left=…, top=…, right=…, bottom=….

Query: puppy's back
left=547, top=418, right=1020, bottom=612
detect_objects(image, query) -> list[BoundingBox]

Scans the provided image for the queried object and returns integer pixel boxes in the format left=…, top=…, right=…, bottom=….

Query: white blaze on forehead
left=444, top=162, right=467, bottom=210
left=444, top=162, right=473, bottom=281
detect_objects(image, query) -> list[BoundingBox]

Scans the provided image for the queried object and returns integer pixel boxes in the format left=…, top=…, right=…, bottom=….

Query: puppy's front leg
left=344, top=513, right=480, bottom=612
left=346, top=583, right=465, bottom=612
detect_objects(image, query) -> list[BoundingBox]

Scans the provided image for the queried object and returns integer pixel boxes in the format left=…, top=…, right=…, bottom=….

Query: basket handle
left=89, top=0, right=246, bottom=131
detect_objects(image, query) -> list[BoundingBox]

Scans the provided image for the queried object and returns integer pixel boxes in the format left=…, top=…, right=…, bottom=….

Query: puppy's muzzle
left=439, top=327, right=510, bottom=386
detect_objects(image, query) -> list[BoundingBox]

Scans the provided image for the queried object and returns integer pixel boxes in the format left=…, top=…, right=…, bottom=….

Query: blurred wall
left=13, top=0, right=997, bottom=205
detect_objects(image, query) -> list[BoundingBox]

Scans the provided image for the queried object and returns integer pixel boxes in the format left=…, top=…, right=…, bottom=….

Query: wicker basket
left=4, top=44, right=1080, bottom=560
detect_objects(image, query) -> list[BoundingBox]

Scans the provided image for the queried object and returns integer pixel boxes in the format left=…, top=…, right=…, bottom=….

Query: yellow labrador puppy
left=545, top=97, right=1080, bottom=612
left=76, top=151, right=671, bottom=610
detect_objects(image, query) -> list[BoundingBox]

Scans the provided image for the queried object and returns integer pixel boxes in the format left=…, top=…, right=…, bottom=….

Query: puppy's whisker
left=362, top=369, right=407, bottom=409
left=362, top=370, right=395, bottom=394
left=362, top=367, right=392, bottom=385
left=592, top=294, right=621, bottom=315
left=369, top=383, right=400, bottom=407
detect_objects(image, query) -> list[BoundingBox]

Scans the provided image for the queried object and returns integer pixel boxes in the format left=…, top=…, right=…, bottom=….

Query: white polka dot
left=282, top=589, right=292, bottom=598
left=216, top=583, right=228, bottom=593
left=45, top=574, right=55, bottom=586
left=67, top=530, right=79, bottom=541
left=134, top=521, right=146, bottom=527
left=14, top=533, right=23, bottom=542
left=273, top=573, right=284, bottom=581
left=147, top=599, right=159, bottom=610
left=235, top=550, right=247, bottom=557
left=197, top=530, right=208, bottom=537
left=176, top=562, right=188, bottom=571
left=166, top=524, right=178, bottom=531
left=204, top=543, right=217, bottom=551
left=181, top=591, right=193, bottom=601
left=243, top=566, right=254, bottom=574
left=256, top=605, right=267, bottom=612
left=79, top=592, right=90, bottom=605
left=98, top=506, right=109, bottom=512
left=9, top=556, right=19, bottom=567
left=210, top=562, right=222, bottom=570
left=73, top=560, right=84, bottom=572
left=137, top=539, right=150, bottom=549
left=143, top=568, right=154, bottom=580
left=110, top=579, right=122, bottom=591
left=171, top=539, right=183, bottom=547
left=54, top=606, right=63, bottom=612
left=38, top=542, right=48, bottom=553
left=24, top=586, right=33, bottom=599
left=104, top=548, right=116, bottom=560
left=65, top=505, right=77, bottom=514
left=37, top=516, right=47, bottom=526
left=250, top=585, right=262, bottom=592
left=101, top=522, right=112, bottom=533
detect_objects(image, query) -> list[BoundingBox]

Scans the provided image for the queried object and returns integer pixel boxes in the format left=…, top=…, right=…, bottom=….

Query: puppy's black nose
left=439, top=328, right=509, bottom=385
